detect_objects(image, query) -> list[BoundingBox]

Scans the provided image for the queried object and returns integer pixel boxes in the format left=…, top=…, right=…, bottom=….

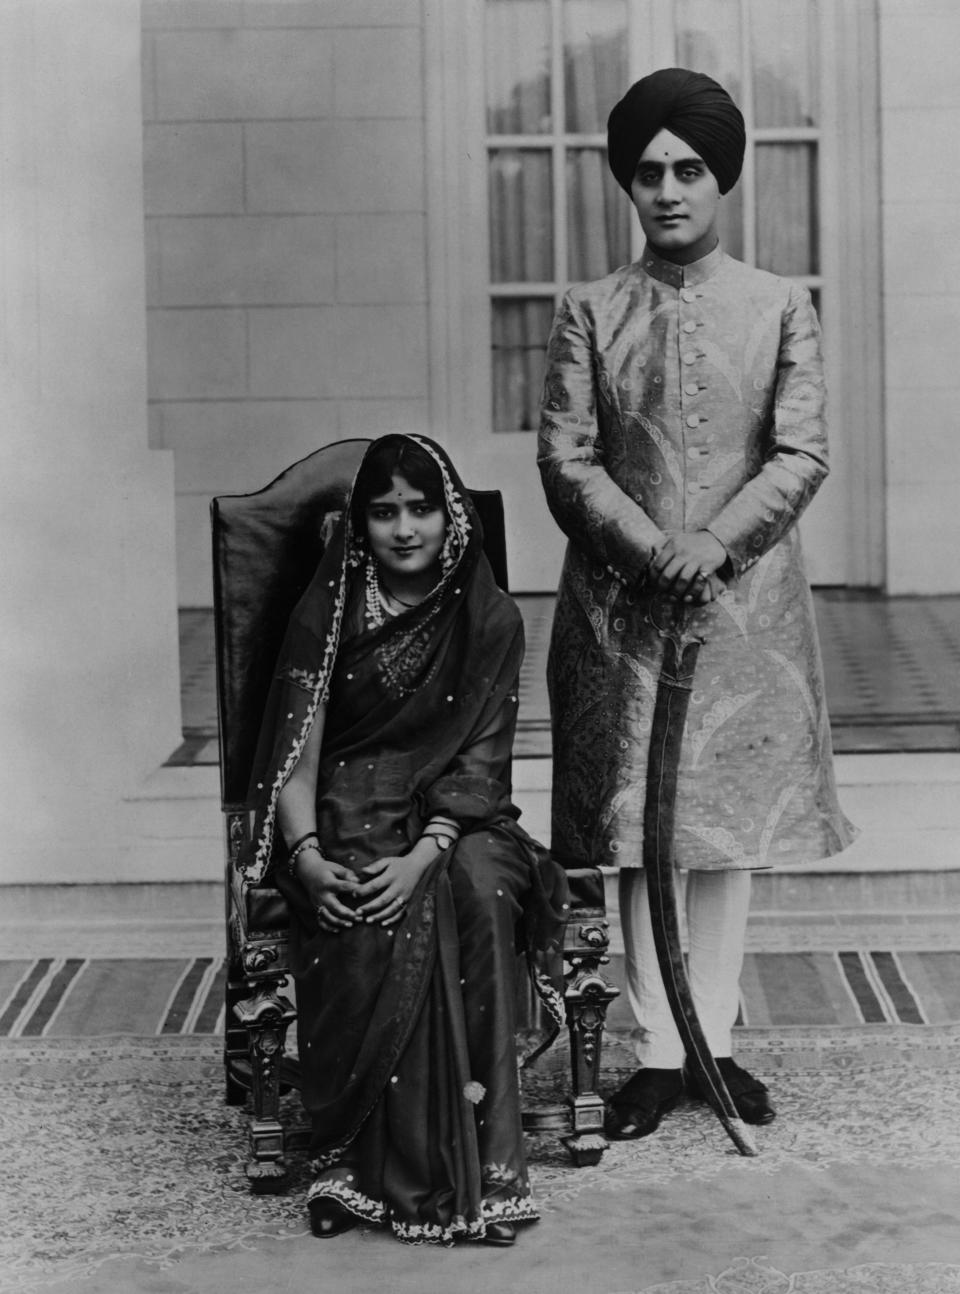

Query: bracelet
left=421, top=829, right=459, bottom=853
left=287, top=830, right=319, bottom=855
left=287, top=833, right=321, bottom=876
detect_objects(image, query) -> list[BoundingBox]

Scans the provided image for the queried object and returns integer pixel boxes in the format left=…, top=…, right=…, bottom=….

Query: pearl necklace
left=365, top=560, right=425, bottom=627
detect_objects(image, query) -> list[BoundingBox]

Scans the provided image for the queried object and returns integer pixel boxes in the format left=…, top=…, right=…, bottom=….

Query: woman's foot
left=308, top=1196, right=358, bottom=1238
left=481, top=1220, right=516, bottom=1246
left=605, top=1067, right=684, bottom=1139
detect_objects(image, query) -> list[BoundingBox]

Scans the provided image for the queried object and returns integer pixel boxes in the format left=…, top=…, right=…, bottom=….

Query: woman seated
left=244, top=434, right=569, bottom=1246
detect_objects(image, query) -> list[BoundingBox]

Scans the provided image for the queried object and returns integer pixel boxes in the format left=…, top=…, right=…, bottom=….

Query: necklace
left=380, top=580, right=420, bottom=609
left=365, top=559, right=426, bottom=628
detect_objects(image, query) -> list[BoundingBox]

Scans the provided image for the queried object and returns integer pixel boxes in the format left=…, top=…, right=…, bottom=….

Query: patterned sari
left=243, top=435, right=568, bottom=1243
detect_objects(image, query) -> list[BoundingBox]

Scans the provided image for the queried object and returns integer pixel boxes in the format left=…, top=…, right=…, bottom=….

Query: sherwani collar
left=639, top=242, right=725, bottom=288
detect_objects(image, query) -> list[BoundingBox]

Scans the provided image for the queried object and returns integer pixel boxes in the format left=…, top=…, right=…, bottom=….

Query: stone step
left=512, top=751, right=960, bottom=916
left=100, top=750, right=960, bottom=895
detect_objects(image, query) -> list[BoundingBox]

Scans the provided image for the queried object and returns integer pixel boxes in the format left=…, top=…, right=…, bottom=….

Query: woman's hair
left=351, top=437, right=447, bottom=529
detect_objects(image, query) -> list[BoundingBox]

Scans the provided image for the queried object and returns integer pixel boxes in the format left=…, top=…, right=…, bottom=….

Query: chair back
left=211, top=439, right=508, bottom=810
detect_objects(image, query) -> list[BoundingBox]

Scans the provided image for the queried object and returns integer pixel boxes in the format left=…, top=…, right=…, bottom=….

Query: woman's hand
left=648, top=531, right=728, bottom=602
left=354, top=851, right=433, bottom=926
left=295, top=849, right=361, bottom=933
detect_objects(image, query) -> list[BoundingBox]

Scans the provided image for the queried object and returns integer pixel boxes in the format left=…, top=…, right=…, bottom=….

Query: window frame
left=425, top=0, right=883, bottom=586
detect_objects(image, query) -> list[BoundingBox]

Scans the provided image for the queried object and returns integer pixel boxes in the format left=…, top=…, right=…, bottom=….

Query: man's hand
left=648, top=531, right=728, bottom=601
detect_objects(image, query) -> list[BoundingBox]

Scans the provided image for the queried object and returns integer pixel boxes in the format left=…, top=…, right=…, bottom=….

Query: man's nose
left=657, top=172, right=680, bottom=203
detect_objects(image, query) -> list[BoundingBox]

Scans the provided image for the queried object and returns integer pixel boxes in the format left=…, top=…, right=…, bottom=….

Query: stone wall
left=880, top=0, right=960, bottom=593
left=142, top=0, right=430, bottom=605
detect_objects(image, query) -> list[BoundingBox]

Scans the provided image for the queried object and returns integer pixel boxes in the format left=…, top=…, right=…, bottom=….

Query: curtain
left=486, top=0, right=628, bottom=432
left=485, top=0, right=821, bottom=430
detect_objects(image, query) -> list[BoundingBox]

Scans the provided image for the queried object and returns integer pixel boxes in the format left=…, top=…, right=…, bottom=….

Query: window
left=425, top=0, right=881, bottom=587
left=484, top=0, right=827, bottom=431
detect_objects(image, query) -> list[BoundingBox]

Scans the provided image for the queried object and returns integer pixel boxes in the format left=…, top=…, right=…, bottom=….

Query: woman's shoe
left=482, top=1220, right=517, bottom=1246
left=605, top=1067, right=684, bottom=1139
left=308, top=1196, right=358, bottom=1238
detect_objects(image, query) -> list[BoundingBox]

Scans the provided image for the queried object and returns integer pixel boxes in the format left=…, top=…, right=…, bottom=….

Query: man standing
left=538, top=68, right=856, bottom=1140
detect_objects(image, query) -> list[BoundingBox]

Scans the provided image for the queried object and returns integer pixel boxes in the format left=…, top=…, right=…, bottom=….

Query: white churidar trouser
left=618, top=868, right=752, bottom=1069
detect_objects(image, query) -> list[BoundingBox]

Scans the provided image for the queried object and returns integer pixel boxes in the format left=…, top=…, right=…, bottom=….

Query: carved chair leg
left=561, top=905, right=621, bottom=1167
left=563, top=969, right=619, bottom=1165
left=233, top=983, right=297, bottom=1194
left=224, top=975, right=251, bottom=1106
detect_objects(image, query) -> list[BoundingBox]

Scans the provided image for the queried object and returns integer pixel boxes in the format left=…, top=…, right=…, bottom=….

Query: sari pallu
left=243, top=435, right=569, bottom=1244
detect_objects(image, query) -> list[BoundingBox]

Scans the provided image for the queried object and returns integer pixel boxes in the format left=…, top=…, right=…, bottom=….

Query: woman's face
left=630, top=128, right=720, bottom=265
left=365, top=473, right=447, bottom=583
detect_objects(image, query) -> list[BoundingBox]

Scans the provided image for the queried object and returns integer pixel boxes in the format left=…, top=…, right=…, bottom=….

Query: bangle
left=287, top=830, right=319, bottom=855
left=287, top=833, right=321, bottom=876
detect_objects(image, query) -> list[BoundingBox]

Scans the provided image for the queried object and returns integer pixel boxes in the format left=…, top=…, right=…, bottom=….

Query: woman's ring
left=696, top=569, right=709, bottom=581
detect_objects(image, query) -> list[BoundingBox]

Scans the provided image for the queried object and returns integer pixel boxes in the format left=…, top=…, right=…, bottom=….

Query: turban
left=607, top=68, right=745, bottom=196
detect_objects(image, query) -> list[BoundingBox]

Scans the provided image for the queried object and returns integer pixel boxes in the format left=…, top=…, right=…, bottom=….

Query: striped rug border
left=0, top=957, right=228, bottom=1038
left=0, top=952, right=953, bottom=1036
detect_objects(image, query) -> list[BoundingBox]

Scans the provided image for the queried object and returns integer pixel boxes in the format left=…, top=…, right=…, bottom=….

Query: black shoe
left=686, top=1057, right=776, bottom=1126
left=308, top=1196, right=358, bottom=1237
left=605, top=1067, right=684, bottom=1140
left=481, top=1220, right=517, bottom=1246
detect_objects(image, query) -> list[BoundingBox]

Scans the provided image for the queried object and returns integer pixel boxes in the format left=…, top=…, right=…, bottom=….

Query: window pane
left=566, top=148, right=631, bottom=280
left=675, top=0, right=743, bottom=104
left=488, top=150, right=553, bottom=282
left=716, top=180, right=744, bottom=261
left=491, top=299, right=555, bottom=432
left=563, top=1, right=628, bottom=133
left=486, top=0, right=552, bottom=134
left=755, top=143, right=818, bottom=275
left=751, top=0, right=819, bottom=128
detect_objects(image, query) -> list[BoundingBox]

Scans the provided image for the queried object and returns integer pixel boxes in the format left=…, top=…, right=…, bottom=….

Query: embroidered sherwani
left=538, top=244, right=856, bottom=871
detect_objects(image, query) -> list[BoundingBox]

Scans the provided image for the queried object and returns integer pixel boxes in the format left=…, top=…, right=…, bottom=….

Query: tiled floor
left=172, top=591, right=960, bottom=764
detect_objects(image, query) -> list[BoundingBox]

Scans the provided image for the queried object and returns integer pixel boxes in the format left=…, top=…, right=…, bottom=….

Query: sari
left=243, top=435, right=569, bottom=1244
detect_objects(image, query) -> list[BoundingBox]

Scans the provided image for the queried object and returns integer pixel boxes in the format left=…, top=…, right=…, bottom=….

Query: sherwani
left=538, top=244, right=856, bottom=872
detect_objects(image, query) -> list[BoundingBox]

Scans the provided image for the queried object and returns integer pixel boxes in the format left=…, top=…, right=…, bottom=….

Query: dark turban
left=607, top=68, right=745, bottom=196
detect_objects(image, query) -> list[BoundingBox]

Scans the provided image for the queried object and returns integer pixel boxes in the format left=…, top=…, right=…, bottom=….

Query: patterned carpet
left=5, top=1030, right=960, bottom=1293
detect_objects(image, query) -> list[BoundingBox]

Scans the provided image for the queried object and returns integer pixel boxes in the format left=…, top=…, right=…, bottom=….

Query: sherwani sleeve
left=705, top=283, right=830, bottom=577
left=538, top=291, right=666, bottom=580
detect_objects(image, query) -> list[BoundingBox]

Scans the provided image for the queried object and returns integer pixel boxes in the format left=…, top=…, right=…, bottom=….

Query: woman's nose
left=394, top=510, right=415, bottom=537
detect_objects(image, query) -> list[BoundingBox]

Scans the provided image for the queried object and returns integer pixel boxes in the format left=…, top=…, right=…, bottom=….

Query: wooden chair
left=212, top=439, right=618, bottom=1193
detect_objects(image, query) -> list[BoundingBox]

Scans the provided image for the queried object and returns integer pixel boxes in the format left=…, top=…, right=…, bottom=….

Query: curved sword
left=642, top=602, right=757, bottom=1157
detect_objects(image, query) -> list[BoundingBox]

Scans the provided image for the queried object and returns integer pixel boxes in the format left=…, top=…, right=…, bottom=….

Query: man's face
left=630, top=128, right=721, bottom=265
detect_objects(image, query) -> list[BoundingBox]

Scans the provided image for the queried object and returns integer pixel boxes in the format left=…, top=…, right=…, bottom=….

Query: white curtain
left=487, top=0, right=629, bottom=431
left=485, top=0, right=821, bottom=430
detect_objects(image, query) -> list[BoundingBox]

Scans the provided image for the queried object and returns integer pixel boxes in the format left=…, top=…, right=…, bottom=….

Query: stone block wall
left=880, top=0, right=960, bottom=593
left=142, top=0, right=429, bottom=605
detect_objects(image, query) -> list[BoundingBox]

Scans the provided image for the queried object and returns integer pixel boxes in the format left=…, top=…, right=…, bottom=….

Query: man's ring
left=696, top=569, right=709, bottom=581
